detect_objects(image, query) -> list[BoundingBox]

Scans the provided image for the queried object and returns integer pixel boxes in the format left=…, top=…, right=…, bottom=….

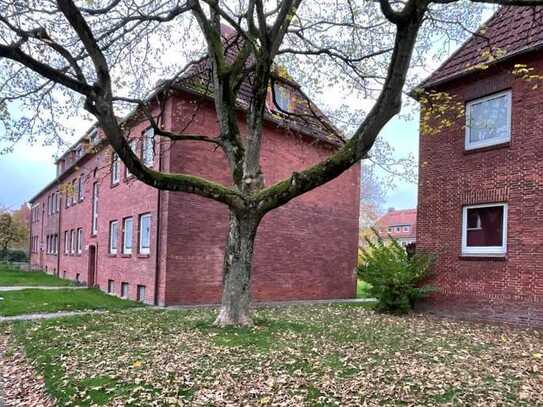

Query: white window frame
left=70, top=229, right=76, bottom=254
left=126, top=139, right=137, bottom=177
left=465, top=90, right=512, bottom=151
left=77, top=228, right=83, bottom=254
left=64, top=231, right=69, bottom=254
left=110, top=220, right=119, bottom=254
left=111, top=153, right=120, bottom=184
left=78, top=176, right=84, bottom=201
left=142, top=128, right=155, bottom=167
left=403, top=226, right=410, bottom=232
left=461, top=202, right=508, bottom=256
left=139, top=213, right=151, bottom=255
left=92, top=182, right=98, bottom=235
left=123, top=217, right=133, bottom=255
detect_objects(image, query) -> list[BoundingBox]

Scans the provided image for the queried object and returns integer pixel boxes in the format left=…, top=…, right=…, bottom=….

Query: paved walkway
left=0, top=286, right=85, bottom=292
left=0, top=298, right=376, bottom=322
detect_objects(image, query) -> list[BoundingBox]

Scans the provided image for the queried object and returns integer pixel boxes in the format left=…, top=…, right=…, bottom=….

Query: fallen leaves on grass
left=7, top=306, right=543, bottom=406
left=0, top=327, right=53, bottom=406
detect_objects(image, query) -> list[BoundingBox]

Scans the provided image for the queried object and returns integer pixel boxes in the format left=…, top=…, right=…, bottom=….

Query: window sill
left=464, top=142, right=510, bottom=155
left=108, top=253, right=118, bottom=258
left=459, top=254, right=507, bottom=261
left=137, top=254, right=150, bottom=259
left=111, top=181, right=120, bottom=188
left=120, top=254, right=132, bottom=258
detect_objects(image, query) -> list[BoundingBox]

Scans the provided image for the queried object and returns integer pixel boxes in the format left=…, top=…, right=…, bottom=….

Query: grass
left=356, top=278, right=372, bottom=298
left=0, top=288, right=142, bottom=316
left=0, top=264, right=73, bottom=287
left=5, top=305, right=543, bottom=406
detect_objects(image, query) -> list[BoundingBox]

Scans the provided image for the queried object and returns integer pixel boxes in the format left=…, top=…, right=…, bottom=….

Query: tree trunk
left=214, top=210, right=260, bottom=327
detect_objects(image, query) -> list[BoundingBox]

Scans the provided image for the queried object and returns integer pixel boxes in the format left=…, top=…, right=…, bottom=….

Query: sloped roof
left=375, top=208, right=417, bottom=238
left=176, top=27, right=344, bottom=145
left=421, top=6, right=543, bottom=88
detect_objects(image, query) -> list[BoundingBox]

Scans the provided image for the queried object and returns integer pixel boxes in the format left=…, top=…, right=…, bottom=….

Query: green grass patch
left=356, top=279, right=372, bottom=298
left=0, top=288, right=141, bottom=316
left=0, top=265, right=73, bottom=287
left=6, top=306, right=543, bottom=406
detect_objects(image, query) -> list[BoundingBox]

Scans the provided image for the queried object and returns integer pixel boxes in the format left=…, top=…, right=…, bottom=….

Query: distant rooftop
left=421, top=6, right=543, bottom=88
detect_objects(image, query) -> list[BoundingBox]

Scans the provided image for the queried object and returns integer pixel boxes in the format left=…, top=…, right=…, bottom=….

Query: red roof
left=421, top=6, right=543, bottom=88
left=375, top=209, right=417, bottom=239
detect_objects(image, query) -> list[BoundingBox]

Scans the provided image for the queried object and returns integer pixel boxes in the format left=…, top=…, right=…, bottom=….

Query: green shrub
left=357, top=230, right=434, bottom=314
left=0, top=249, right=28, bottom=262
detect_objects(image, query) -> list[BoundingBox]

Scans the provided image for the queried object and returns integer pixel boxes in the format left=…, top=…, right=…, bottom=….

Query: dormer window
left=465, top=90, right=511, bottom=150
left=273, top=83, right=291, bottom=112
left=89, top=129, right=99, bottom=145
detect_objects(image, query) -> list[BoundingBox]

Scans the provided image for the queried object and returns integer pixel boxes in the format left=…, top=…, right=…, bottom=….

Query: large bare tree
left=0, top=0, right=537, bottom=326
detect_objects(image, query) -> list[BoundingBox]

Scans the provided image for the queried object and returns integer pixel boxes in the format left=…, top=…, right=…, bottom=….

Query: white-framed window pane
left=139, top=214, right=151, bottom=254
left=78, top=176, right=84, bottom=201
left=123, top=217, right=133, bottom=254
left=77, top=228, right=83, bottom=254
left=466, top=91, right=511, bottom=149
left=112, top=153, right=120, bottom=184
left=142, top=128, right=155, bottom=166
left=126, top=140, right=137, bottom=177
left=92, top=182, right=99, bottom=235
left=273, top=83, right=290, bottom=111
left=110, top=221, right=118, bottom=254
left=64, top=231, right=69, bottom=254
left=70, top=230, right=75, bottom=254
left=462, top=203, right=507, bottom=255
left=121, top=282, right=129, bottom=298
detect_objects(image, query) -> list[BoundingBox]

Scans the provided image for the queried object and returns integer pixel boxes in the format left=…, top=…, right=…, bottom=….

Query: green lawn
left=356, top=279, right=372, bottom=298
left=0, top=288, right=142, bottom=316
left=0, top=264, right=73, bottom=287
left=5, top=305, right=543, bottom=406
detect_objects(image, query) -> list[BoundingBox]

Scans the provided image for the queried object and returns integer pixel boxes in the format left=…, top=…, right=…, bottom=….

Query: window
left=77, top=228, right=83, bottom=254
left=64, top=231, right=69, bottom=254
left=137, top=285, right=146, bottom=303
left=70, top=230, right=76, bottom=254
left=71, top=180, right=77, bottom=205
left=395, top=227, right=401, bottom=232
left=387, top=227, right=393, bottom=233
left=92, top=182, right=98, bottom=235
left=78, top=176, right=84, bottom=201
left=126, top=139, right=137, bottom=177
left=108, top=280, right=114, bottom=294
left=139, top=214, right=151, bottom=255
left=273, top=83, right=291, bottom=112
left=76, top=273, right=80, bottom=283
left=461, top=203, right=508, bottom=256
left=53, top=234, right=58, bottom=254
left=403, top=226, right=410, bottom=232
left=142, top=128, right=155, bottom=167
left=121, top=282, right=129, bottom=298
left=465, top=90, right=511, bottom=150
left=109, top=221, right=119, bottom=254
left=89, top=129, right=99, bottom=145
left=123, top=217, right=133, bottom=255
left=111, top=153, right=120, bottom=184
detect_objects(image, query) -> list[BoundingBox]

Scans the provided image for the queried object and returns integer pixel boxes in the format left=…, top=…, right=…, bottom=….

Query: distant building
left=374, top=208, right=417, bottom=246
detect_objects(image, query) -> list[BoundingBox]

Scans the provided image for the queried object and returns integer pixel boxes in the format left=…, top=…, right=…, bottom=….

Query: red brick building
left=28, top=48, right=360, bottom=306
left=375, top=208, right=417, bottom=246
left=417, top=6, right=543, bottom=325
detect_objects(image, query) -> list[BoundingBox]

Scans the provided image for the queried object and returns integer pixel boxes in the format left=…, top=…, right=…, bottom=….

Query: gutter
left=411, top=42, right=543, bottom=99
left=154, top=133, right=163, bottom=306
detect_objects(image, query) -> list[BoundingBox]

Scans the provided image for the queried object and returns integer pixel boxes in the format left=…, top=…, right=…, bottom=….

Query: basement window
left=461, top=203, right=508, bottom=256
left=465, top=90, right=511, bottom=150
left=121, top=282, right=129, bottom=298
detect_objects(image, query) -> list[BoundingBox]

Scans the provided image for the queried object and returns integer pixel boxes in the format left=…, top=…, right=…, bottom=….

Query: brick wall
left=163, top=94, right=360, bottom=305
left=417, top=54, right=543, bottom=326
left=30, top=92, right=360, bottom=306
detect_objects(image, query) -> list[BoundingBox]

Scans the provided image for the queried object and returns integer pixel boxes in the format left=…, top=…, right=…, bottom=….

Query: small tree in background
left=0, top=209, right=28, bottom=260
left=358, top=229, right=433, bottom=314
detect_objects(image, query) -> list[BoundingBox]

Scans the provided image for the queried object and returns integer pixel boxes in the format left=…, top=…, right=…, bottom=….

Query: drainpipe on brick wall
left=154, top=140, right=162, bottom=306
left=28, top=206, right=33, bottom=268
left=57, top=182, right=62, bottom=277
